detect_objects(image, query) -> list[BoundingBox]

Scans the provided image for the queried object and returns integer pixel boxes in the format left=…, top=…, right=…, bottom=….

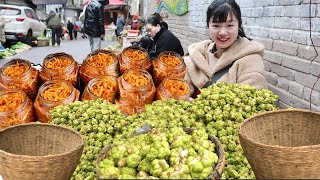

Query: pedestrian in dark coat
left=146, top=15, right=184, bottom=59
left=83, top=0, right=106, bottom=52
left=67, top=20, right=74, bottom=40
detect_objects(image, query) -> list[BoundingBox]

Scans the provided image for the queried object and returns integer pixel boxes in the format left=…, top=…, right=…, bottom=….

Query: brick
left=299, top=17, right=319, bottom=31
left=282, top=54, right=311, bottom=73
left=255, top=0, right=273, bottom=7
left=275, top=17, right=300, bottom=29
left=263, top=6, right=285, bottom=17
left=269, top=28, right=282, bottom=40
left=307, top=32, right=320, bottom=46
left=292, top=30, right=309, bottom=45
left=271, top=63, right=295, bottom=80
left=311, top=62, right=320, bottom=76
left=264, top=61, right=272, bottom=72
left=295, top=71, right=319, bottom=89
left=297, top=44, right=319, bottom=60
left=242, top=17, right=256, bottom=26
left=251, top=7, right=263, bottom=17
left=268, top=84, right=291, bottom=105
left=273, top=40, right=298, bottom=55
left=254, top=37, right=273, bottom=50
left=303, top=87, right=320, bottom=106
left=275, top=0, right=304, bottom=5
left=255, top=17, right=275, bottom=28
left=278, top=100, right=292, bottom=109
left=265, top=71, right=278, bottom=85
left=300, top=4, right=317, bottom=17
left=289, top=81, right=304, bottom=98
left=249, top=27, right=269, bottom=38
left=278, top=77, right=290, bottom=91
left=241, top=8, right=252, bottom=17
left=279, top=29, right=293, bottom=41
left=264, top=50, right=282, bottom=65
left=290, top=93, right=311, bottom=109
left=285, top=5, right=301, bottom=17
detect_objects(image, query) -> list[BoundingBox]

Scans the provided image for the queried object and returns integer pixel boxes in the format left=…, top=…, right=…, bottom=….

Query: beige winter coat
left=184, top=37, right=268, bottom=94
left=0, top=15, right=6, bottom=43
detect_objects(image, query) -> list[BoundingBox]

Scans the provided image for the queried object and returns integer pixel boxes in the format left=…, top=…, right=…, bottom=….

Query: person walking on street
left=73, top=20, right=81, bottom=40
left=83, top=0, right=106, bottom=52
left=116, top=12, right=125, bottom=37
left=67, top=20, right=74, bottom=40
left=0, top=14, right=6, bottom=49
left=45, top=10, right=62, bottom=46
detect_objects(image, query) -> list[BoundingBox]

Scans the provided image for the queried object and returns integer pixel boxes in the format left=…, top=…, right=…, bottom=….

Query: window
left=25, top=9, right=34, bottom=19
left=30, top=10, right=39, bottom=21
left=0, top=6, right=21, bottom=16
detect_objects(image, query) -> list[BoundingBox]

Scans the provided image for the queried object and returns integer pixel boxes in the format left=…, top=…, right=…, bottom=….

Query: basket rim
left=239, top=109, right=320, bottom=150
left=0, top=122, right=84, bottom=158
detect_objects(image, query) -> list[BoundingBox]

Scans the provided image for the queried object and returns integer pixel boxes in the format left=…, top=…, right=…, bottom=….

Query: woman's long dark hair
left=206, top=0, right=249, bottom=39
left=146, top=15, right=161, bottom=26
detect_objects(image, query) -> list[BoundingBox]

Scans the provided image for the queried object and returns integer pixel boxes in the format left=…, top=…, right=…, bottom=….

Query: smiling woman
left=183, top=0, right=268, bottom=97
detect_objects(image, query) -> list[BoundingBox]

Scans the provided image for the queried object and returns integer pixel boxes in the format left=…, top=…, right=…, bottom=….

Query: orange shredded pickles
left=0, top=92, right=24, bottom=112
left=41, top=83, right=72, bottom=101
left=123, top=49, right=147, bottom=61
left=124, top=71, right=150, bottom=87
left=159, top=54, right=182, bottom=67
left=3, top=61, right=29, bottom=77
left=164, top=79, right=189, bottom=96
left=90, top=77, right=117, bottom=97
left=45, top=57, right=72, bottom=69
left=87, top=52, right=114, bottom=67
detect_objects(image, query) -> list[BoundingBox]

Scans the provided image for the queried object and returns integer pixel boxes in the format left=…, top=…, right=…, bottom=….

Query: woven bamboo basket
left=96, top=134, right=225, bottom=180
left=0, top=123, right=84, bottom=180
left=239, top=109, right=320, bottom=179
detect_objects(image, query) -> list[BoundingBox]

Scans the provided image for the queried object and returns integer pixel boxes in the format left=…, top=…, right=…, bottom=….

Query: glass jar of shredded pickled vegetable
left=152, top=51, right=186, bottom=86
left=117, top=69, right=155, bottom=114
left=155, top=77, right=191, bottom=101
left=79, top=50, right=118, bottom=89
left=34, top=80, right=80, bottom=123
left=0, top=90, right=36, bottom=129
left=39, top=52, right=79, bottom=88
left=119, top=46, right=151, bottom=74
left=0, top=59, right=39, bottom=100
left=115, top=99, right=145, bottom=116
left=81, top=75, right=118, bottom=103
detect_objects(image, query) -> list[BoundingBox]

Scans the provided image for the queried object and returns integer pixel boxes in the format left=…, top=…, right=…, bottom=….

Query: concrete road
left=0, top=38, right=119, bottom=67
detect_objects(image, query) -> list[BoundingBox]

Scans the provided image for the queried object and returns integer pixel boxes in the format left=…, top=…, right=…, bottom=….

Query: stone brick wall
left=143, top=0, right=320, bottom=111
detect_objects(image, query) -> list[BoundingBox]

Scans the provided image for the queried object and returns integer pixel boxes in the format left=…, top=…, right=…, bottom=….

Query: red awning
left=109, top=0, right=125, bottom=6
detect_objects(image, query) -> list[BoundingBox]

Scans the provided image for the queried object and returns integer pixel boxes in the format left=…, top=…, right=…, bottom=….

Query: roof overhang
left=32, top=0, right=68, bottom=5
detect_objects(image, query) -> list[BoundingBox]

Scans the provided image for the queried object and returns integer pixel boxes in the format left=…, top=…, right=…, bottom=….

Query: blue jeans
left=88, top=35, right=101, bottom=52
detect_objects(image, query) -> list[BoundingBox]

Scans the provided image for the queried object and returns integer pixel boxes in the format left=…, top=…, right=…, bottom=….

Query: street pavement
left=0, top=38, right=119, bottom=67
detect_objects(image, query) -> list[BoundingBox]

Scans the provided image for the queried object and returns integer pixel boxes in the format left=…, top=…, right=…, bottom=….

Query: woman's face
left=208, top=13, right=239, bottom=52
left=146, top=23, right=161, bottom=38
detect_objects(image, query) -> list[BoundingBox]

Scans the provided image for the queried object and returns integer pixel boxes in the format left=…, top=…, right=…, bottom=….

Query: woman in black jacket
left=83, top=0, right=105, bottom=52
left=145, top=15, right=184, bottom=59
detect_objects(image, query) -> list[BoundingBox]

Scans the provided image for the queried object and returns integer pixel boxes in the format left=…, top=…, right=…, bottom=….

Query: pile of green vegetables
left=50, top=83, right=279, bottom=180
left=98, top=127, right=218, bottom=179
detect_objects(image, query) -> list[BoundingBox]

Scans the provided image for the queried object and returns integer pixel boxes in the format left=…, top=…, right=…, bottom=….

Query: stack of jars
left=39, top=52, right=79, bottom=88
left=0, top=47, right=194, bottom=128
left=34, top=80, right=79, bottom=123
left=116, top=69, right=156, bottom=115
left=0, top=59, right=39, bottom=100
left=79, top=49, right=118, bottom=90
left=0, top=90, right=36, bottom=129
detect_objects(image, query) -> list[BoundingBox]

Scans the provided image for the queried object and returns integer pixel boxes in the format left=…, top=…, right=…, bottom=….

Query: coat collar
left=153, top=27, right=165, bottom=42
